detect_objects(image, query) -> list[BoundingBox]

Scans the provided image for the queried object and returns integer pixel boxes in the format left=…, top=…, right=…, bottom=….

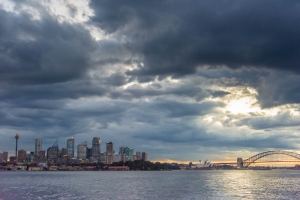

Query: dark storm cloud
left=134, top=124, right=299, bottom=150
left=149, top=100, right=224, bottom=118
left=0, top=99, right=133, bottom=136
left=255, top=72, right=300, bottom=108
left=0, top=9, right=96, bottom=85
left=196, top=67, right=300, bottom=108
left=236, top=111, right=300, bottom=130
left=90, top=0, right=300, bottom=80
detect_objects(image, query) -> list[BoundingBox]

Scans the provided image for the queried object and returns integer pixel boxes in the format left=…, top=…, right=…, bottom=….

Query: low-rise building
left=108, top=166, right=129, bottom=171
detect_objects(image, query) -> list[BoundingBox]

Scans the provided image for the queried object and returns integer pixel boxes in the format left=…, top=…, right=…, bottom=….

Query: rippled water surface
left=1, top=170, right=300, bottom=199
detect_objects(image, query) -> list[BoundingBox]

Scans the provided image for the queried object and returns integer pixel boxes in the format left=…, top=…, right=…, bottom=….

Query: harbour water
left=1, top=170, right=300, bottom=199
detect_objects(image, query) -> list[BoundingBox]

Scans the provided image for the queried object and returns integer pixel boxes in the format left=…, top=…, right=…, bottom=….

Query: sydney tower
left=15, top=133, right=19, bottom=159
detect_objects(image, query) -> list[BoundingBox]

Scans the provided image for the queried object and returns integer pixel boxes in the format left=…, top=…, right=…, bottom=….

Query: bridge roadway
left=212, top=150, right=300, bottom=167
left=214, top=160, right=300, bottom=165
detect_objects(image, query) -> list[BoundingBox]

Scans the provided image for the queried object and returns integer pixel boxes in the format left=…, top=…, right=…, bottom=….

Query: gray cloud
left=0, top=9, right=96, bottom=85
left=236, top=111, right=300, bottom=130
left=90, top=0, right=300, bottom=80
left=1, top=0, right=300, bottom=162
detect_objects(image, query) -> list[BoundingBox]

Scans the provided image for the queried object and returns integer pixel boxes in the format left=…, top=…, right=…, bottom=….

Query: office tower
left=124, top=147, right=134, bottom=161
left=0, top=152, right=8, bottom=161
left=142, top=152, right=148, bottom=161
left=0, top=152, right=3, bottom=161
left=67, top=136, right=75, bottom=158
left=27, top=151, right=34, bottom=162
left=47, top=147, right=58, bottom=163
left=87, top=147, right=92, bottom=159
left=3, top=152, right=8, bottom=161
left=15, top=133, right=19, bottom=158
left=119, top=146, right=126, bottom=162
left=61, top=148, right=67, bottom=156
left=39, top=150, right=46, bottom=162
left=35, top=138, right=42, bottom=155
left=77, top=141, right=87, bottom=159
left=135, top=151, right=141, bottom=160
left=10, top=156, right=16, bottom=162
left=92, top=137, right=101, bottom=161
left=47, top=140, right=59, bottom=163
left=17, top=149, right=26, bottom=163
left=106, top=142, right=114, bottom=164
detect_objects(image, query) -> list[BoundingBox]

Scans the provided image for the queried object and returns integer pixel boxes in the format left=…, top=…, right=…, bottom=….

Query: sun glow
left=226, top=97, right=259, bottom=114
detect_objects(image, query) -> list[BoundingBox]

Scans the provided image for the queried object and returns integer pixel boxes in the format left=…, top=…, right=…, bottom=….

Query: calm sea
left=0, top=170, right=300, bottom=200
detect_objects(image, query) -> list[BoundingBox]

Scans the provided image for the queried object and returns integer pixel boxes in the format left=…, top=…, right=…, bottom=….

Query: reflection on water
left=1, top=170, right=300, bottom=199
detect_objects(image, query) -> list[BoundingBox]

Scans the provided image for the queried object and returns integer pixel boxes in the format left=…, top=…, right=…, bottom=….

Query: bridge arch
left=243, top=150, right=300, bottom=167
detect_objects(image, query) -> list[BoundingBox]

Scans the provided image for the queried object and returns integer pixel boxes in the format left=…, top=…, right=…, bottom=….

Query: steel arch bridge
left=243, top=150, right=300, bottom=167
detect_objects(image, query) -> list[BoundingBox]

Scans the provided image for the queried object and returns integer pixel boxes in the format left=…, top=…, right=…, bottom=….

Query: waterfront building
left=67, top=136, right=75, bottom=158
left=77, top=141, right=87, bottom=160
left=92, top=137, right=101, bottom=161
left=124, top=147, right=134, bottom=161
left=142, top=152, right=148, bottom=161
left=17, top=149, right=27, bottom=163
left=108, top=166, right=129, bottom=171
left=106, top=142, right=114, bottom=164
left=35, top=138, right=42, bottom=155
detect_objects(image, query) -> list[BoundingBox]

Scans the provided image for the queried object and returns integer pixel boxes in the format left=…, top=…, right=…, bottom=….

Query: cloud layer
left=1, top=0, right=300, bottom=162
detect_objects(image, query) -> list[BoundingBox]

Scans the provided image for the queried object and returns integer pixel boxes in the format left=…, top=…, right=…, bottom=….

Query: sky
left=1, top=0, right=300, bottom=163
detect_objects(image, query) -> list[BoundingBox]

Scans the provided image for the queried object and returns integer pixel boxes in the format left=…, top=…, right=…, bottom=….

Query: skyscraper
left=67, top=136, right=75, bottom=158
left=124, top=147, right=134, bottom=161
left=0, top=151, right=8, bottom=162
left=87, top=147, right=92, bottom=159
left=47, top=140, right=59, bottom=163
left=135, top=151, right=141, bottom=160
left=39, top=150, right=46, bottom=162
left=61, top=148, right=67, bottom=156
left=17, top=149, right=26, bottom=163
left=47, top=147, right=58, bottom=163
left=77, top=141, right=87, bottom=160
left=106, top=142, right=114, bottom=164
left=35, top=138, right=42, bottom=155
left=119, top=146, right=126, bottom=162
left=142, top=152, right=148, bottom=161
left=92, top=137, right=101, bottom=161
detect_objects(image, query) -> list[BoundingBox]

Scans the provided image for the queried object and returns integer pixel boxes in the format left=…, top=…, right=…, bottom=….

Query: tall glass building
left=67, top=136, right=74, bottom=158
left=35, top=138, right=42, bottom=155
left=124, top=147, right=134, bottom=161
left=77, top=141, right=87, bottom=159
left=92, top=137, right=101, bottom=161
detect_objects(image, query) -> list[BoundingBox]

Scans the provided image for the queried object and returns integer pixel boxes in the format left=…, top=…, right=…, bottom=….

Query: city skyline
left=1, top=0, right=300, bottom=162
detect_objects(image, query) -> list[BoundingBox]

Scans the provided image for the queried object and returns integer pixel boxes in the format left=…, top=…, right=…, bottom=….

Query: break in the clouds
left=1, top=0, right=300, bottom=162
